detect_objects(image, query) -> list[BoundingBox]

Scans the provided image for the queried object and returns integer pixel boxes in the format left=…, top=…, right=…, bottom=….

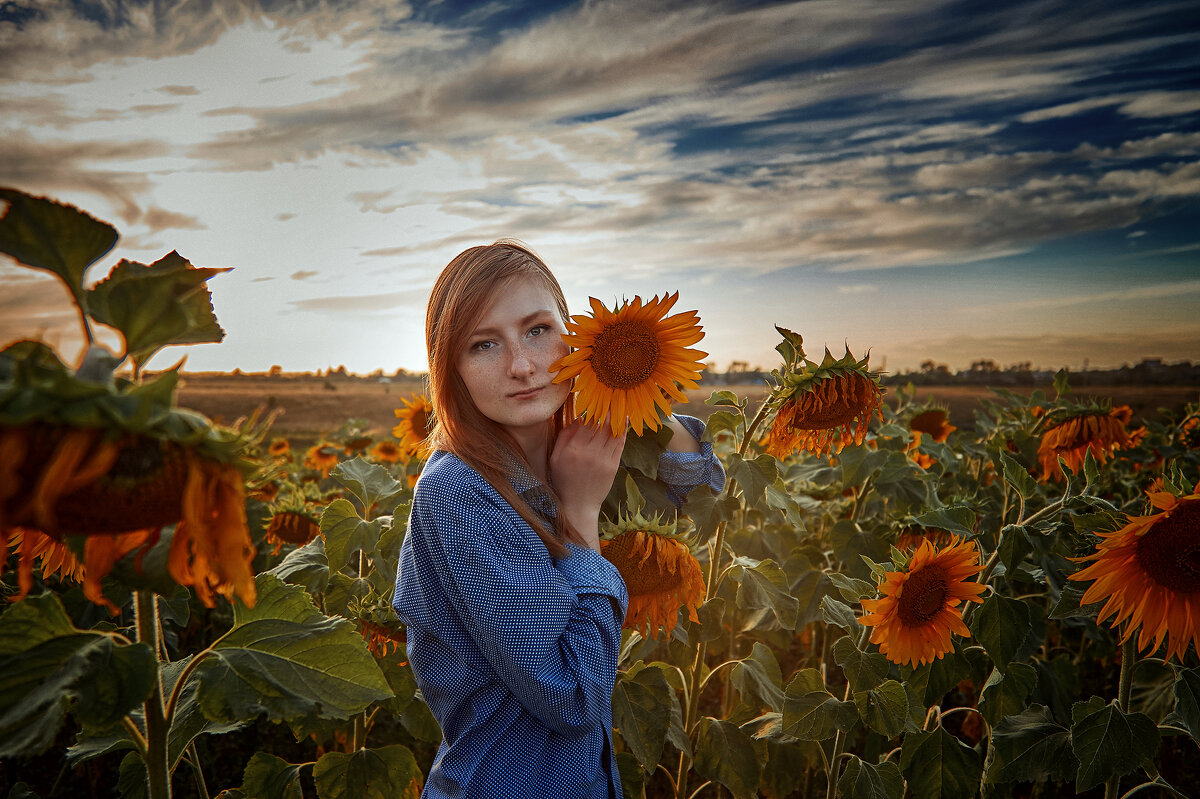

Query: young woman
left=392, top=241, right=723, bottom=799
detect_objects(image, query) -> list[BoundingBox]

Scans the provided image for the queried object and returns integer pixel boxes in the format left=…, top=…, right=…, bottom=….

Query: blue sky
left=1, top=0, right=1198, bottom=376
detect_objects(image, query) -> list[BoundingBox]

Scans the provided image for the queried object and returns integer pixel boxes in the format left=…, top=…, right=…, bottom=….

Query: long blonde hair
left=425, top=240, right=576, bottom=558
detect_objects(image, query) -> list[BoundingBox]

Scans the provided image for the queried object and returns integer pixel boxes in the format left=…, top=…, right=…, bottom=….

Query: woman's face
left=457, top=276, right=572, bottom=440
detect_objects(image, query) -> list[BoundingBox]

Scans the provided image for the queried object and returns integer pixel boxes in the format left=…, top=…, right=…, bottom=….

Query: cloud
left=289, top=289, right=426, bottom=313
left=964, top=280, right=1200, bottom=314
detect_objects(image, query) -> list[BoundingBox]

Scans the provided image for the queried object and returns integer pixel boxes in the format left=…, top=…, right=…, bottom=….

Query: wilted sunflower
left=0, top=425, right=257, bottom=610
left=550, top=293, right=707, bottom=437
left=6, top=527, right=84, bottom=599
left=370, top=440, right=404, bottom=463
left=763, top=348, right=884, bottom=459
left=859, top=536, right=986, bottom=667
left=599, top=510, right=705, bottom=638
left=344, top=435, right=373, bottom=454
left=360, top=619, right=407, bottom=659
left=305, top=443, right=341, bottom=476
left=264, top=508, right=322, bottom=553
left=268, top=438, right=291, bottom=458
left=1037, top=405, right=1132, bottom=482
left=392, top=394, right=433, bottom=458
left=1068, top=481, right=1200, bottom=662
left=910, top=409, right=956, bottom=442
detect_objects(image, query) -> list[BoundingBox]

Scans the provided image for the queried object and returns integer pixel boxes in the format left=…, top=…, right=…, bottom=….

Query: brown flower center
left=897, top=565, right=949, bottom=626
left=590, top=320, right=660, bottom=390
left=604, top=533, right=682, bottom=595
left=412, top=409, right=431, bottom=439
left=1135, top=503, right=1200, bottom=594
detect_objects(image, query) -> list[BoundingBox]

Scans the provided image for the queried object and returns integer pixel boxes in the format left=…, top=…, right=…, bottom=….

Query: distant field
left=177, top=373, right=1199, bottom=441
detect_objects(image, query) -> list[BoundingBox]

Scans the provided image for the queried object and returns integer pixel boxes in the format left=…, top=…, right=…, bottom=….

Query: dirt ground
left=175, top=372, right=1199, bottom=440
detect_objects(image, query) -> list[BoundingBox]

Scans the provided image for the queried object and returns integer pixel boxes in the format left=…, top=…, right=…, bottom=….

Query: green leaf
left=997, top=524, right=1033, bottom=577
left=827, top=572, right=875, bottom=603
left=240, top=752, right=304, bottom=799
left=905, top=650, right=971, bottom=706
left=729, top=452, right=779, bottom=508
left=321, top=499, right=385, bottom=574
left=1172, top=667, right=1200, bottom=744
left=312, top=745, right=422, bottom=799
left=704, top=409, right=743, bottom=443
left=267, top=535, right=331, bottom=594
left=612, top=665, right=674, bottom=772
left=330, top=457, right=405, bottom=515
left=1069, top=697, right=1160, bottom=792
left=694, top=597, right=727, bottom=644
left=821, top=596, right=861, bottom=634
left=85, top=251, right=229, bottom=367
left=118, top=751, right=149, bottom=799
left=782, top=670, right=858, bottom=741
left=734, top=559, right=799, bottom=629
left=731, top=642, right=786, bottom=713
left=837, top=755, right=905, bottom=799
left=968, top=594, right=1031, bottom=672
left=979, top=663, right=1038, bottom=726
left=900, top=726, right=983, bottom=799
left=774, top=325, right=806, bottom=365
left=911, top=505, right=977, bottom=538
left=833, top=635, right=891, bottom=693
left=616, top=751, right=648, bottom=799
left=400, top=693, right=442, bottom=743
left=1048, top=582, right=1104, bottom=620
left=194, top=574, right=392, bottom=725
left=621, top=424, right=673, bottom=479
left=693, top=717, right=761, bottom=799
left=706, top=389, right=742, bottom=408
left=830, top=519, right=887, bottom=573
left=986, top=704, right=1076, bottom=784
left=838, top=446, right=889, bottom=488
left=998, top=451, right=1038, bottom=499
left=0, top=593, right=157, bottom=758
left=854, top=680, right=908, bottom=739
left=0, top=187, right=118, bottom=311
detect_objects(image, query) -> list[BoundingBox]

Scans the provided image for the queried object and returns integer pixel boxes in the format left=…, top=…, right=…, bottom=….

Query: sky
left=1, top=0, right=1198, bottom=378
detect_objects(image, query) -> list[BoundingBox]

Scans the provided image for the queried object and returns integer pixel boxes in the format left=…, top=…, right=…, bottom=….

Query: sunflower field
left=3, top=189, right=1200, bottom=799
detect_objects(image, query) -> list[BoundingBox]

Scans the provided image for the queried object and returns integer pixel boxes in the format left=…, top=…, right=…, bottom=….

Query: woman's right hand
left=550, top=419, right=627, bottom=551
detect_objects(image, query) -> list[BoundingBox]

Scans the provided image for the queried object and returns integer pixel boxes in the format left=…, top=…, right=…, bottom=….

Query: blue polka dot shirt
left=393, top=416, right=724, bottom=799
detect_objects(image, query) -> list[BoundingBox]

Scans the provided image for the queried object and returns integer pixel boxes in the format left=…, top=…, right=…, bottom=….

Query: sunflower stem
left=135, top=590, right=173, bottom=799
left=1105, top=636, right=1137, bottom=799
left=825, top=625, right=871, bottom=799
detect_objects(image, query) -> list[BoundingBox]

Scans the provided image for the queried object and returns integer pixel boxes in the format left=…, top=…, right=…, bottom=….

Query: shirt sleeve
left=411, top=468, right=628, bottom=738
left=658, top=414, right=726, bottom=507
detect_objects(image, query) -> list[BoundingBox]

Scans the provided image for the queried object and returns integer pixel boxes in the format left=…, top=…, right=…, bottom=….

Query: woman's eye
left=471, top=340, right=494, bottom=352
left=529, top=324, right=550, bottom=337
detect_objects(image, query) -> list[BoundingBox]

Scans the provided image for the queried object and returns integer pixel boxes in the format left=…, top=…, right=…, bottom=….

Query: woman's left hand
left=550, top=419, right=627, bottom=551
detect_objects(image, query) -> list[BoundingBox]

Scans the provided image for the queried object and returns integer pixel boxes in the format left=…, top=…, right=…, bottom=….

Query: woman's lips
left=509, top=386, right=544, bottom=399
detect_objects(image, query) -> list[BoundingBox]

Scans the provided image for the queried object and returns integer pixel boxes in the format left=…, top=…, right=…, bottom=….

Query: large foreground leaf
left=194, top=574, right=392, bottom=725
left=692, top=717, right=760, bottom=799
left=313, top=745, right=421, bottom=799
left=900, top=726, right=982, bottom=799
left=986, top=704, right=1076, bottom=784
left=838, top=755, right=904, bottom=799
left=612, top=665, right=675, bottom=772
left=0, top=593, right=156, bottom=757
left=1069, top=696, right=1159, bottom=792
left=0, top=187, right=118, bottom=309
left=782, top=669, right=858, bottom=740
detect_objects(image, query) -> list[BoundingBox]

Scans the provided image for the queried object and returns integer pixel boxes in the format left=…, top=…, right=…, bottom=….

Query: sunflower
left=370, top=440, right=404, bottom=463
left=305, top=443, right=341, bottom=477
left=1068, top=481, right=1200, bottom=662
left=910, top=409, right=956, bottom=442
left=268, top=438, right=291, bottom=458
left=344, top=435, right=373, bottom=454
left=264, top=508, right=322, bottom=553
left=1037, top=405, right=1132, bottom=482
left=550, top=293, right=707, bottom=437
left=6, top=527, right=85, bottom=600
left=859, top=536, right=986, bottom=667
left=392, top=394, right=433, bottom=458
left=360, top=619, right=407, bottom=659
left=763, top=348, right=884, bottom=459
left=0, top=425, right=257, bottom=610
left=599, top=510, right=705, bottom=638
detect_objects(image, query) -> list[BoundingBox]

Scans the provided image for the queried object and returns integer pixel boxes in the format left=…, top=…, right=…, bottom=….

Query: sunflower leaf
left=854, top=679, right=908, bottom=739
left=911, top=505, right=977, bottom=538
left=85, top=252, right=229, bottom=368
left=833, top=634, right=891, bottom=693
left=267, top=535, right=331, bottom=594
left=728, top=452, right=779, bottom=509
left=616, top=751, right=648, bottom=799
left=900, top=726, right=983, bottom=799
left=821, top=597, right=860, bottom=634
left=837, top=755, right=905, bottom=799
left=329, top=456, right=404, bottom=515
left=1069, top=697, right=1159, bottom=792
left=237, top=751, right=305, bottom=798
left=0, top=593, right=157, bottom=758
left=968, top=594, right=1031, bottom=673
left=997, top=451, right=1039, bottom=499
left=692, top=717, right=761, bottom=799
left=730, top=641, right=786, bottom=713
left=1172, top=667, right=1200, bottom=744
left=612, top=665, right=674, bottom=771
left=193, top=574, right=392, bottom=725
left=782, top=670, right=858, bottom=740
left=979, top=664, right=1038, bottom=725
left=321, top=499, right=385, bottom=574
left=312, top=745, right=422, bottom=799
left=985, top=704, right=1076, bottom=784
left=704, top=409, right=743, bottom=443
left=0, top=187, right=118, bottom=312
left=733, top=559, right=799, bottom=630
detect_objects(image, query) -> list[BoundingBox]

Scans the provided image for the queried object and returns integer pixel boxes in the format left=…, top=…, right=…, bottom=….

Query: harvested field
left=177, top=372, right=1199, bottom=439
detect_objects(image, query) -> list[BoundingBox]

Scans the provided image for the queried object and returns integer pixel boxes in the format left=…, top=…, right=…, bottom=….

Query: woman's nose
left=508, top=344, right=535, bottom=377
